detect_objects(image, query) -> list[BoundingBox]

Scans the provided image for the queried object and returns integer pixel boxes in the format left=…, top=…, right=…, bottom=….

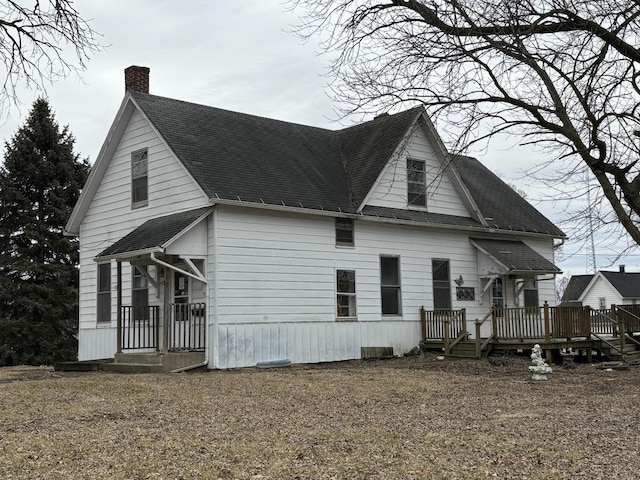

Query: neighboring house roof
left=470, top=238, right=562, bottom=274
left=96, top=207, right=211, bottom=260
left=561, top=270, right=640, bottom=302
left=561, top=274, right=593, bottom=302
left=601, top=271, right=640, bottom=298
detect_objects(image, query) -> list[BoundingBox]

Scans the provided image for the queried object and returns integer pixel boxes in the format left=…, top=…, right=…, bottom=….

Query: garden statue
left=529, top=344, right=553, bottom=381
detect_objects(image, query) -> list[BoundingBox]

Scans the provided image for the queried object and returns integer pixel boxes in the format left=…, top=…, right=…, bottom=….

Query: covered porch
left=95, top=207, right=211, bottom=372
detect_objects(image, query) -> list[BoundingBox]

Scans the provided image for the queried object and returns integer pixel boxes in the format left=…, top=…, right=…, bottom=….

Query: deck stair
left=597, top=336, right=640, bottom=362
left=449, top=340, right=491, bottom=359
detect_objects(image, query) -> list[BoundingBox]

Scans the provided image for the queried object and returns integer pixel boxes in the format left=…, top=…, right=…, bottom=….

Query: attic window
left=131, top=149, right=148, bottom=208
left=407, top=158, right=426, bottom=207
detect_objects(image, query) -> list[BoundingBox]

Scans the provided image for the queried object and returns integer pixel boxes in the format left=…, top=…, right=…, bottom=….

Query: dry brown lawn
left=1, top=354, right=639, bottom=480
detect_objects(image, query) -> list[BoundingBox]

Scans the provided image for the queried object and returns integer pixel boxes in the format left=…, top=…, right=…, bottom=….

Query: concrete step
left=101, top=362, right=164, bottom=374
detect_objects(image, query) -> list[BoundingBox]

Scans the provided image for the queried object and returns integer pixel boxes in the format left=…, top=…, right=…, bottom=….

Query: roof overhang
left=94, top=207, right=211, bottom=262
left=471, top=237, right=561, bottom=276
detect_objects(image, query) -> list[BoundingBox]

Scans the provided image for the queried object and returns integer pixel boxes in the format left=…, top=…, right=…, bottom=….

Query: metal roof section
left=95, top=207, right=211, bottom=261
left=470, top=237, right=561, bottom=275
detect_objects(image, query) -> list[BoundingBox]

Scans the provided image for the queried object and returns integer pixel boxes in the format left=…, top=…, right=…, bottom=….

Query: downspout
left=170, top=360, right=208, bottom=374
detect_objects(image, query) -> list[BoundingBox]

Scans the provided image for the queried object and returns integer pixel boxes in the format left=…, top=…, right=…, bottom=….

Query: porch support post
left=163, top=268, right=170, bottom=354
left=116, top=260, right=122, bottom=354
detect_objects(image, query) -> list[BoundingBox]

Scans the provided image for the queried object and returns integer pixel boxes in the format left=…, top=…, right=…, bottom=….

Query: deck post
left=163, top=270, right=170, bottom=354
left=443, top=319, right=450, bottom=354
left=461, top=308, right=467, bottom=338
left=611, top=304, right=618, bottom=336
left=543, top=301, right=551, bottom=342
left=583, top=306, right=591, bottom=336
left=619, top=305, right=626, bottom=353
left=475, top=320, right=481, bottom=359
left=116, top=261, right=122, bottom=354
left=491, top=308, right=497, bottom=340
left=420, top=306, right=426, bottom=342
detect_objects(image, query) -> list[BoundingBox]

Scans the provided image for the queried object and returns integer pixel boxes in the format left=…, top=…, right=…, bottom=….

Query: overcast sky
left=1, top=0, right=638, bottom=276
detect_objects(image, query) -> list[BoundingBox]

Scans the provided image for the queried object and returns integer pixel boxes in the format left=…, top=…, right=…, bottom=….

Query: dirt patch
left=1, top=354, right=639, bottom=479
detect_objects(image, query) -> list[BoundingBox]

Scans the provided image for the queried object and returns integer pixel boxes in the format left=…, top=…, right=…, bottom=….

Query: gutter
left=209, top=197, right=565, bottom=240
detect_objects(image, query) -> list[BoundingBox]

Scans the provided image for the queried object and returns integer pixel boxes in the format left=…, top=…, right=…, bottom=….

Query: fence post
left=420, top=306, right=426, bottom=343
left=544, top=301, right=551, bottom=341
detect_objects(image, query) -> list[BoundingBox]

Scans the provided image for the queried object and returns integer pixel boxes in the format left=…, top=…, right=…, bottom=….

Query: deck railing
left=421, top=303, right=640, bottom=351
left=167, top=302, right=206, bottom=352
left=119, top=305, right=160, bottom=350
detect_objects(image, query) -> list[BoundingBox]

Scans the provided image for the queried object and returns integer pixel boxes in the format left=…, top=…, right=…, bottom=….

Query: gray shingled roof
left=97, top=207, right=211, bottom=258
left=130, top=92, right=562, bottom=237
left=561, top=274, right=593, bottom=302
left=601, top=271, right=640, bottom=298
left=339, top=108, right=424, bottom=207
left=470, top=238, right=561, bottom=274
left=454, top=155, right=565, bottom=237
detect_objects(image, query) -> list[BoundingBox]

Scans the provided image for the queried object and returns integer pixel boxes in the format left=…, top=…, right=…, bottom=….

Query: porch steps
left=100, top=351, right=206, bottom=374
left=423, top=340, right=491, bottom=359
left=101, top=362, right=164, bottom=374
left=597, top=336, right=640, bottom=362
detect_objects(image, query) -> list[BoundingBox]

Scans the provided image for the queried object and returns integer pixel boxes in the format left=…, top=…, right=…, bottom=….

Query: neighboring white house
left=64, top=66, right=565, bottom=369
left=561, top=266, right=640, bottom=309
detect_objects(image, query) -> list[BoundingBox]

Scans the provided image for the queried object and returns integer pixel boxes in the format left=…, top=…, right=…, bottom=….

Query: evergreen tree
left=0, top=98, right=89, bottom=366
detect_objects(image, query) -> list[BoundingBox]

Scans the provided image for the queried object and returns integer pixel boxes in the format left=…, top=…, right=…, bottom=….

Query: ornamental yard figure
left=529, top=344, right=553, bottom=381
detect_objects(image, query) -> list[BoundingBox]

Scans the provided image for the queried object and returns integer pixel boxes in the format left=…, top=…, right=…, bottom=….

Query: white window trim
left=335, top=218, right=355, bottom=248
left=380, top=255, right=402, bottom=317
left=131, top=148, right=149, bottom=208
left=407, top=157, right=427, bottom=210
left=336, top=269, right=357, bottom=321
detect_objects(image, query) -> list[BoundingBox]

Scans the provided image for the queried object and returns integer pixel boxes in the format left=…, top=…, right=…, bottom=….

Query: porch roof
left=95, top=207, right=211, bottom=261
left=470, top=237, right=561, bottom=275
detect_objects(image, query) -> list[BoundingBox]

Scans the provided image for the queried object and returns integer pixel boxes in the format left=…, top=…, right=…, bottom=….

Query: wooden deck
left=420, top=304, right=640, bottom=362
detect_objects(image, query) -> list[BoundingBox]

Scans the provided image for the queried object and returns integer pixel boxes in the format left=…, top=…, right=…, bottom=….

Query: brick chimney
left=125, top=65, right=150, bottom=93
left=620, top=264, right=626, bottom=273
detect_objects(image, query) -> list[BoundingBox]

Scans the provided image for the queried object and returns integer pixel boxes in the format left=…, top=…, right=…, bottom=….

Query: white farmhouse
left=65, top=66, right=565, bottom=370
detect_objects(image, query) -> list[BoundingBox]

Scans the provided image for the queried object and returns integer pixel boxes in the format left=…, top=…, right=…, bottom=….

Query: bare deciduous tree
left=0, top=1, right=101, bottom=115
left=290, top=0, right=640, bottom=249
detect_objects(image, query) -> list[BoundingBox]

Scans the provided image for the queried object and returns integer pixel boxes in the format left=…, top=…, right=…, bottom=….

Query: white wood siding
left=210, top=206, right=556, bottom=368
left=581, top=277, right=622, bottom=309
left=77, top=109, right=209, bottom=361
left=365, top=125, right=469, bottom=217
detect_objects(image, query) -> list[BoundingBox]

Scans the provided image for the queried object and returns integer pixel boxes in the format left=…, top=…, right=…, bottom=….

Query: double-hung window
left=131, top=149, right=148, bottom=207
left=132, top=265, right=149, bottom=321
left=523, top=279, right=539, bottom=311
left=380, top=256, right=401, bottom=315
left=336, top=270, right=356, bottom=319
left=97, top=263, right=111, bottom=323
left=432, top=259, right=451, bottom=310
left=335, top=218, right=354, bottom=247
left=407, top=158, right=426, bottom=207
